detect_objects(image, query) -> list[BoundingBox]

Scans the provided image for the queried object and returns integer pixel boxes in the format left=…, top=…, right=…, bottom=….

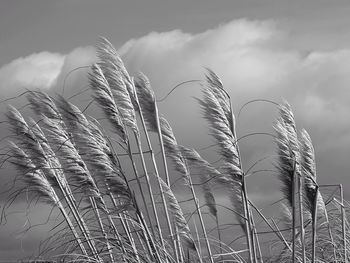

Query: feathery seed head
left=300, top=129, right=325, bottom=218
left=96, top=37, right=138, bottom=131
left=134, top=73, right=157, bottom=132
left=27, top=91, right=62, bottom=120
left=89, top=63, right=127, bottom=141
left=198, top=87, right=240, bottom=167
left=274, top=101, right=300, bottom=208
left=9, top=142, right=58, bottom=206
left=42, top=116, right=99, bottom=198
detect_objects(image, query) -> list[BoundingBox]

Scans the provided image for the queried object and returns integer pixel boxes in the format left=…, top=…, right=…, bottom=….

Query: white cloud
left=1, top=19, right=350, bottom=196
left=0, top=46, right=96, bottom=98
left=52, top=46, right=96, bottom=96
left=0, top=52, right=65, bottom=93
left=117, top=19, right=350, bottom=195
left=117, top=18, right=350, bottom=132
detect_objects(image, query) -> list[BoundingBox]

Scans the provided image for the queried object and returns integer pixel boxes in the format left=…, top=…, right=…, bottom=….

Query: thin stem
left=242, top=181, right=254, bottom=263
left=298, top=175, right=306, bottom=263
left=126, top=136, right=156, bottom=238
left=136, top=209, right=162, bottom=263
left=109, top=192, right=139, bottom=263
left=311, top=187, right=318, bottom=263
left=251, top=211, right=263, bottom=263
left=249, top=201, right=292, bottom=252
left=133, top=87, right=172, bottom=260
left=229, top=99, right=255, bottom=263
left=56, top=195, right=88, bottom=257
left=193, top=217, right=202, bottom=260
left=216, top=216, right=223, bottom=261
left=53, top=170, right=101, bottom=261
left=90, top=197, right=115, bottom=263
left=187, top=173, right=214, bottom=263
left=134, top=131, right=165, bottom=249
left=100, top=196, right=127, bottom=262
left=175, top=223, right=184, bottom=263
left=154, top=102, right=179, bottom=262
left=340, top=184, right=347, bottom=263
left=292, top=160, right=297, bottom=263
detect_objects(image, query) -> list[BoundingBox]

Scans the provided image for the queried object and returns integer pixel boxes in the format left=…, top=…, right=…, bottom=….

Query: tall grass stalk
left=311, top=186, right=318, bottom=263
left=274, top=102, right=300, bottom=263
left=7, top=107, right=101, bottom=261
left=153, top=105, right=180, bottom=262
left=340, top=184, right=347, bottom=263
left=90, top=196, right=115, bottom=263
left=89, top=62, right=158, bottom=241
left=249, top=200, right=292, bottom=252
left=229, top=98, right=256, bottom=263
left=292, top=158, right=297, bottom=263
left=9, top=143, right=89, bottom=258
left=198, top=70, right=255, bottom=262
left=298, top=174, right=306, bottom=263
left=158, top=177, right=201, bottom=263
left=132, top=77, right=171, bottom=254
left=160, top=116, right=214, bottom=263
left=3, top=37, right=350, bottom=263
left=250, top=211, right=263, bottom=263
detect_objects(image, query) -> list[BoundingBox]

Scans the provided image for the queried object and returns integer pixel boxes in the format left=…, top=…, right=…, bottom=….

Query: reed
left=1, top=37, right=350, bottom=263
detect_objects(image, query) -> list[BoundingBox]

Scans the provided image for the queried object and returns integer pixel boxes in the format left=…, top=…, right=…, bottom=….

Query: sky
left=1, top=0, right=350, bottom=260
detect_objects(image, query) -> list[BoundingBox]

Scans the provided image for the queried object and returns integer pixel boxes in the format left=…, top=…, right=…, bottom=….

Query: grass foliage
left=0, top=37, right=349, bottom=263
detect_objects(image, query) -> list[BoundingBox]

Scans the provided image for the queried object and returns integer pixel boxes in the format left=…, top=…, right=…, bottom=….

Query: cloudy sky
left=1, top=0, right=350, bottom=260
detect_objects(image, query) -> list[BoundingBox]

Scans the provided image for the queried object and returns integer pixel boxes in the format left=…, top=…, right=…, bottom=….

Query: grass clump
left=0, top=37, right=349, bottom=263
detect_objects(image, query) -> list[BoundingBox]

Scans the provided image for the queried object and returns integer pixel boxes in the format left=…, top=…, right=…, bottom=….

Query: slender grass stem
left=311, top=186, right=318, bottom=263
left=250, top=211, right=263, bottom=263
left=55, top=193, right=88, bottom=257
left=53, top=171, right=101, bottom=261
left=154, top=103, right=179, bottom=262
left=90, top=196, right=115, bottom=263
left=126, top=136, right=155, bottom=238
left=340, top=184, right=347, bottom=263
left=132, top=86, right=170, bottom=260
left=133, top=131, right=165, bottom=248
left=229, top=99, right=255, bottom=263
left=292, top=160, right=297, bottom=263
left=298, top=175, right=306, bottom=263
